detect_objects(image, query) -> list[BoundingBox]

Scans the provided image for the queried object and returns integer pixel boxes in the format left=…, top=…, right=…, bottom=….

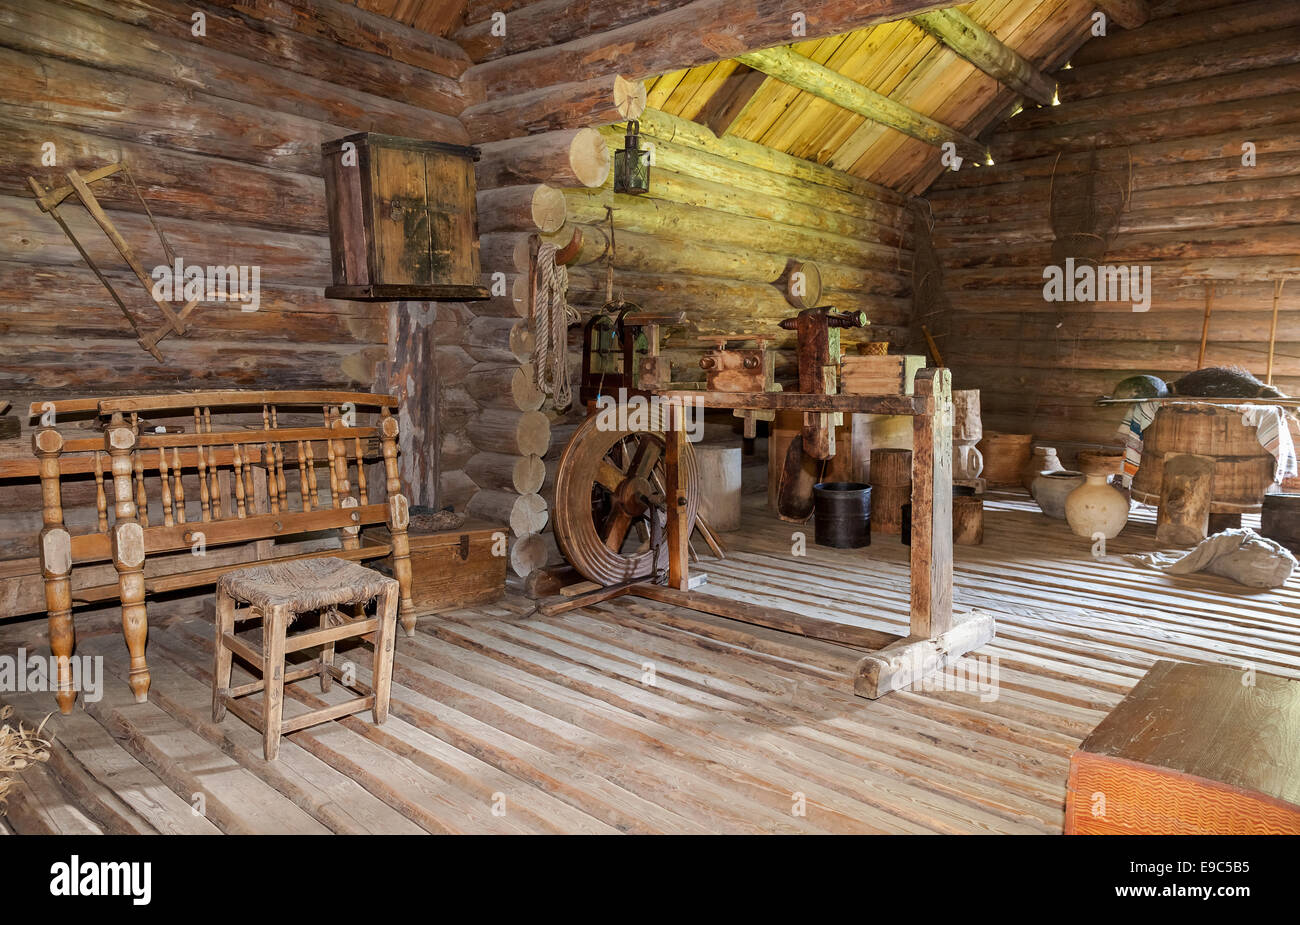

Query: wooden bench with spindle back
left=29, top=390, right=414, bottom=714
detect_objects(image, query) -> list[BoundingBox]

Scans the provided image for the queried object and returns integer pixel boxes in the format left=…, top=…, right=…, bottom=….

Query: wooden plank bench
left=29, top=390, right=415, bottom=714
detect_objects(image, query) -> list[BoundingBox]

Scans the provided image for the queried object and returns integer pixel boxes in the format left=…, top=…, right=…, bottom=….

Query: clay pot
left=1032, top=469, right=1085, bottom=519
left=1021, top=446, right=1064, bottom=490
left=1066, top=455, right=1131, bottom=539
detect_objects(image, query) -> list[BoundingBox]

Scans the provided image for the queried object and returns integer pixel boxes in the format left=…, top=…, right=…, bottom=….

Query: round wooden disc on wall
left=510, top=532, right=547, bottom=577
left=613, top=74, right=647, bottom=121
left=513, top=454, right=546, bottom=494
left=512, top=363, right=544, bottom=411
left=509, top=321, right=535, bottom=362
left=512, top=275, right=530, bottom=318
left=530, top=185, right=567, bottom=233
left=569, top=127, right=612, bottom=188
left=510, top=492, right=549, bottom=537
left=773, top=258, right=823, bottom=309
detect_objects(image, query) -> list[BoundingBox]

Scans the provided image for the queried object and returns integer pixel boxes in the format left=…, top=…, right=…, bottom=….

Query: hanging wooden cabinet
left=322, top=132, right=489, bottom=301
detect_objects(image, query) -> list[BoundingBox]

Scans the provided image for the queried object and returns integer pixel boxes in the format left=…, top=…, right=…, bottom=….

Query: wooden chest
left=363, top=521, right=505, bottom=614
left=1065, top=660, right=1300, bottom=834
left=322, top=132, right=488, bottom=301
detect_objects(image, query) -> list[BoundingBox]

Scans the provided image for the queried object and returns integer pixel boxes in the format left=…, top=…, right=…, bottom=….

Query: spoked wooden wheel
left=553, top=415, right=699, bottom=586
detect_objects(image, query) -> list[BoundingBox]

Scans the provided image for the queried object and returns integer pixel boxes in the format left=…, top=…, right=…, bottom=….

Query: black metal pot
left=813, top=481, right=872, bottom=548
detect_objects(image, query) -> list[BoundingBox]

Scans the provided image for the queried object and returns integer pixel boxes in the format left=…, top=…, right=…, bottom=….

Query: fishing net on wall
left=1048, top=148, right=1132, bottom=272
left=908, top=198, right=951, bottom=360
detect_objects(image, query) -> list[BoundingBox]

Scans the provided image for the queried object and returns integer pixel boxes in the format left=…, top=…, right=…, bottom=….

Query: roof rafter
left=735, top=45, right=987, bottom=162
left=911, top=8, right=1057, bottom=106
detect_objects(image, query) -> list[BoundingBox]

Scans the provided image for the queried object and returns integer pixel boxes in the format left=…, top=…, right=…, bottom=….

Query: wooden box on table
left=1065, top=659, right=1300, bottom=834
left=363, top=520, right=504, bottom=614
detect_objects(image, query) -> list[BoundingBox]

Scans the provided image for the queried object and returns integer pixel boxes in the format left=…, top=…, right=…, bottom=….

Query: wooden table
left=1066, top=659, right=1300, bottom=834
left=541, top=368, right=996, bottom=699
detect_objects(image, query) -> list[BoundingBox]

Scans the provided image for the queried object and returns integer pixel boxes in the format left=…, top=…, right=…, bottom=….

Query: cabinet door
left=424, top=151, right=479, bottom=287
left=369, top=145, right=432, bottom=286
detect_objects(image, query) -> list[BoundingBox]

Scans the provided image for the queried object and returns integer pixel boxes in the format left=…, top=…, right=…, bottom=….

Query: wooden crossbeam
left=1095, top=0, right=1151, bottom=31
left=735, top=46, right=987, bottom=162
left=694, top=64, right=767, bottom=137
left=911, top=8, right=1057, bottom=106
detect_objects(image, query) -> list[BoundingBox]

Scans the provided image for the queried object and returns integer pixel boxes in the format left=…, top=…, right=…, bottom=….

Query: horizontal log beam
left=1094, top=0, right=1151, bottom=31
left=467, top=0, right=957, bottom=99
left=911, top=8, right=1057, bottom=106
left=735, top=46, right=987, bottom=161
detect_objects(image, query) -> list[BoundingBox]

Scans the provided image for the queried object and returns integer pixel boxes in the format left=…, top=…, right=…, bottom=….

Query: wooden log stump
left=870, top=448, right=912, bottom=535
left=1156, top=453, right=1216, bottom=546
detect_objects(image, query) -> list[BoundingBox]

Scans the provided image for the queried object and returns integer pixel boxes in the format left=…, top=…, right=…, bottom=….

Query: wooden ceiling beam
left=911, top=8, right=1057, bottom=106
left=693, top=65, right=767, bottom=137
left=1095, top=0, right=1152, bottom=31
left=735, top=46, right=987, bottom=161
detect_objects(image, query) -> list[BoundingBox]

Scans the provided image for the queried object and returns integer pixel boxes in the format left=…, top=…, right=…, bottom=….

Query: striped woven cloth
left=1115, top=401, right=1160, bottom=488
left=1240, top=405, right=1299, bottom=483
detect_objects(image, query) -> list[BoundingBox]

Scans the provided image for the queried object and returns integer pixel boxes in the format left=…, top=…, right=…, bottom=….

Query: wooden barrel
left=1261, top=493, right=1300, bottom=552
left=1132, top=403, right=1278, bottom=513
left=977, top=432, right=1033, bottom=488
left=869, top=448, right=911, bottom=535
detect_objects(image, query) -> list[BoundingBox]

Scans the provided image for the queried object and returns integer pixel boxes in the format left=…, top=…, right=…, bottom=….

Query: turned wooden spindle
left=203, top=408, right=222, bottom=520
left=270, top=406, right=288, bottom=510
left=105, top=413, right=150, bottom=704
left=171, top=446, right=186, bottom=524
left=379, top=407, right=416, bottom=634
left=323, top=406, right=342, bottom=509
left=34, top=428, right=76, bottom=714
left=296, top=440, right=311, bottom=512
left=194, top=407, right=211, bottom=521
left=353, top=435, right=368, bottom=505
left=158, top=447, right=174, bottom=527
left=93, top=451, right=108, bottom=533
left=133, top=449, right=150, bottom=528
left=305, top=440, right=321, bottom=510
left=232, top=443, right=248, bottom=518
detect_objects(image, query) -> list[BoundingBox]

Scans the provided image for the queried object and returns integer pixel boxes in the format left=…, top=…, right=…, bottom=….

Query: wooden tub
left=1131, top=402, right=1278, bottom=513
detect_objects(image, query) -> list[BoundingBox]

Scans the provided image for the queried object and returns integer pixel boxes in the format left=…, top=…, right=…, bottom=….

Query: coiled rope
left=533, top=241, right=579, bottom=410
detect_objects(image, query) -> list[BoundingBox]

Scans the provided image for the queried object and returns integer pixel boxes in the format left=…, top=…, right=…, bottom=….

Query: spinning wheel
left=553, top=415, right=699, bottom=586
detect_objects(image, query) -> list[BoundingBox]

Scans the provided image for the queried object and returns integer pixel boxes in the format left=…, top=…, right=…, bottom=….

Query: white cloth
left=1125, top=528, right=1296, bottom=589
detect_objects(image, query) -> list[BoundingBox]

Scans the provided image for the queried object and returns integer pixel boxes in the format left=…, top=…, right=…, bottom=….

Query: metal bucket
left=813, top=482, right=872, bottom=548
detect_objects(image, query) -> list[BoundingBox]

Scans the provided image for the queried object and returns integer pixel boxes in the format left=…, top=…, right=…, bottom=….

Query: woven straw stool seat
left=213, top=557, right=399, bottom=760
left=217, top=557, right=395, bottom=614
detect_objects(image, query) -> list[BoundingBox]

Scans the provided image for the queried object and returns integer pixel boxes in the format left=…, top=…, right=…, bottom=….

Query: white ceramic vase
left=1065, top=459, right=1130, bottom=539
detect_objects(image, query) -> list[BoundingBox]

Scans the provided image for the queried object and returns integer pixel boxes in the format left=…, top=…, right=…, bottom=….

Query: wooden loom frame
left=540, top=367, right=997, bottom=699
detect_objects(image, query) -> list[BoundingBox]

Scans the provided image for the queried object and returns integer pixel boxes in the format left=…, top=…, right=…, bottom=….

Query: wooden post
left=664, top=401, right=690, bottom=591
left=1198, top=281, right=1214, bottom=369
left=33, top=428, right=76, bottom=714
left=105, top=413, right=150, bottom=703
left=909, top=368, right=953, bottom=638
left=380, top=408, right=416, bottom=635
left=1266, top=279, right=1284, bottom=385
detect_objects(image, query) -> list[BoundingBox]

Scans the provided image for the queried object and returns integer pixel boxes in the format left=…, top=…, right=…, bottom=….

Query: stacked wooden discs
left=869, top=447, right=912, bottom=534
left=466, top=126, right=614, bottom=578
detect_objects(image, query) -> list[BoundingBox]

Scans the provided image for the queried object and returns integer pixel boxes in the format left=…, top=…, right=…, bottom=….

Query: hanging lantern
left=613, top=120, right=651, bottom=195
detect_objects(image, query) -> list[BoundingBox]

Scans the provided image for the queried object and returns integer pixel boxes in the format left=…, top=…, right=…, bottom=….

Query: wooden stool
left=213, top=557, right=399, bottom=761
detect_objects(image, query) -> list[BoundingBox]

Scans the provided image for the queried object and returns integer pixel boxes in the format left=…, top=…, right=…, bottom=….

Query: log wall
left=0, top=0, right=475, bottom=565
left=924, top=0, right=1300, bottom=451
